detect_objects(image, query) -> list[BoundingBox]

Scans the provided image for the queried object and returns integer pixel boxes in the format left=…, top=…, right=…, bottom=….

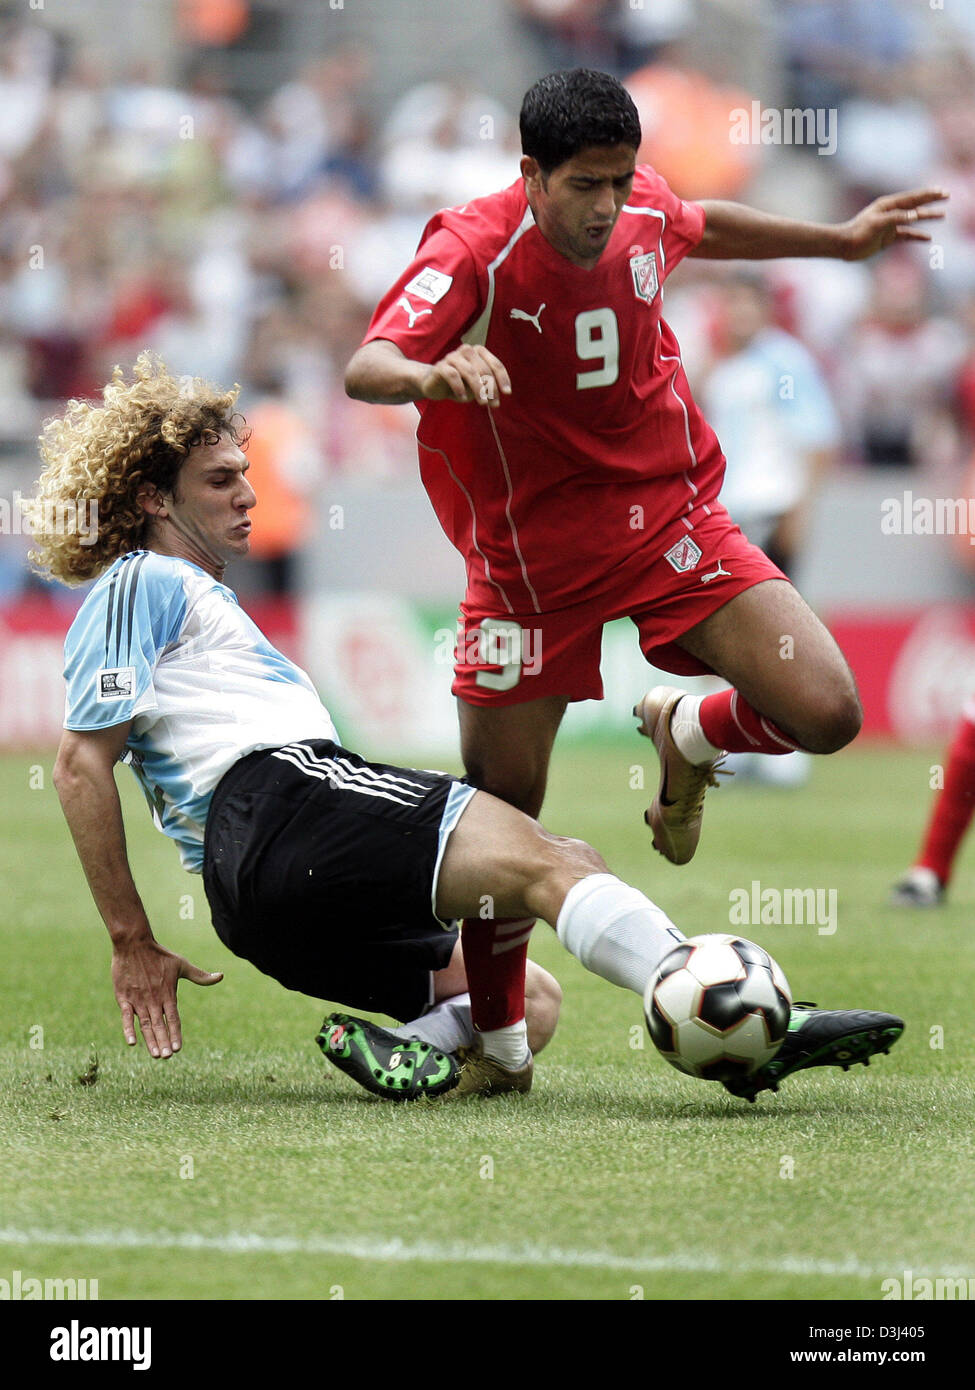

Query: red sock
left=918, top=716, right=975, bottom=885
left=460, top=917, right=532, bottom=1031
left=699, top=689, right=803, bottom=756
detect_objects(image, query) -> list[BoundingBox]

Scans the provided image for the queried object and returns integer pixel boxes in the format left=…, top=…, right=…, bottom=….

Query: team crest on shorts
left=630, top=251, right=659, bottom=304
left=663, top=537, right=703, bottom=573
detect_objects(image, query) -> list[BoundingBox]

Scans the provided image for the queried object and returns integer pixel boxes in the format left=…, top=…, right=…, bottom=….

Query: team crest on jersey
left=404, top=267, right=453, bottom=304
left=630, top=251, right=659, bottom=304
left=96, top=667, right=135, bottom=701
left=663, top=537, right=702, bottom=573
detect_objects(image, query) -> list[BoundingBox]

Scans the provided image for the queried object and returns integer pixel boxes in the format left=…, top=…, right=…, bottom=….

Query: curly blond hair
left=23, top=352, right=248, bottom=586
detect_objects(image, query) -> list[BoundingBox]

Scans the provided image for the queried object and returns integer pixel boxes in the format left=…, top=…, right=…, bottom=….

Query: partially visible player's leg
left=390, top=944, right=562, bottom=1056
left=321, top=951, right=565, bottom=1103
left=891, top=706, right=975, bottom=905
left=632, top=505, right=861, bottom=862
left=636, top=579, right=861, bottom=864
left=451, top=603, right=605, bottom=1053
left=437, top=789, right=904, bottom=1101
left=435, top=788, right=685, bottom=993
left=452, top=693, right=569, bottom=1073
left=458, top=693, right=569, bottom=817
left=675, top=579, right=862, bottom=755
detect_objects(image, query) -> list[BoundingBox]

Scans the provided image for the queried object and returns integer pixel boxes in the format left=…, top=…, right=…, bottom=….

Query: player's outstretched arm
left=691, top=188, right=948, bottom=262
left=53, top=725, right=222, bottom=1059
left=345, top=338, right=511, bottom=408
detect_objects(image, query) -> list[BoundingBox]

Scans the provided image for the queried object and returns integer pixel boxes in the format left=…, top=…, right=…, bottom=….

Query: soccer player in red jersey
left=891, top=698, right=975, bottom=907
left=346, top=69, right=945, bottom=1083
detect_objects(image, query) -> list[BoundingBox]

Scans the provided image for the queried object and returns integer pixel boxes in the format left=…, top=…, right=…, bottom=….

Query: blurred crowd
left=2, top=0, right=975, bottom=596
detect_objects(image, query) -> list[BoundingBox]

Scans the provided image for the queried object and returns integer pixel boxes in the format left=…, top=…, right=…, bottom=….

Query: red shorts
left=451, top=504, right=787, bottom=707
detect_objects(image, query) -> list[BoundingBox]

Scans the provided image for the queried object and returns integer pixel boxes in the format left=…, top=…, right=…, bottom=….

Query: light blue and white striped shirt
left=63, top=552, right=338, bottom=872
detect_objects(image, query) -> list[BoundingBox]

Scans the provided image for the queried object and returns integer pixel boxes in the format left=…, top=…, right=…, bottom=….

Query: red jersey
left=363, top=167, right=725, bottom=614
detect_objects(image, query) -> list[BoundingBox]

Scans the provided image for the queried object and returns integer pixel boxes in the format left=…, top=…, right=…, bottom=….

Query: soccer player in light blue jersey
left=26, top=353, right=903, bottom=1103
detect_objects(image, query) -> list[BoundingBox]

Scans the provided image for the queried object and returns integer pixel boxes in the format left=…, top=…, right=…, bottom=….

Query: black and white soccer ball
left=644, top=934, right=792, bottom=1081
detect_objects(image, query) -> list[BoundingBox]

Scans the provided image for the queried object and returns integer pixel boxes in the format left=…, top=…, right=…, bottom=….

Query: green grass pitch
left=1, top=740, right=974, bottom=1302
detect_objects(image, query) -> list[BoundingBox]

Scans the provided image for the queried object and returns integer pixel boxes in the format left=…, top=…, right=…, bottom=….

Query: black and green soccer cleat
left=316, top=1012, right=460, bottom=1101
left=722, top=1002, right=905, bottom=1102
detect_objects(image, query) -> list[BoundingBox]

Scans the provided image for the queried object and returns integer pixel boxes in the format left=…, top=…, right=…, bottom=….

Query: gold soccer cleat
left=634, top=685, right=725, bottom=866
left=440, top=1041, right=534, bottom=1099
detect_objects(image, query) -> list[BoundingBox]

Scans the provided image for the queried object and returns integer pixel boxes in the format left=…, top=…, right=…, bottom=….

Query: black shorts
left=202, top=740, right=473, bottom=1022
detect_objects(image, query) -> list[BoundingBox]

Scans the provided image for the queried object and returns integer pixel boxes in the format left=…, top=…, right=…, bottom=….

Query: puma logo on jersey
left=700, top=561, right=731, bottom=584
left=510, top=303, right=546, bottom=333
left=397, top=296, right=433, bottom=329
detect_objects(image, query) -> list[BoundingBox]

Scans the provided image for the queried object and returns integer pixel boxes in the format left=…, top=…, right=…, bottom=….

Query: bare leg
left=453, top=694, right=569, bottom=1044
left=436, top=788, right=607, bottom=926
left=458, top=694, right=568, bottom=814
left=676, top=579, right=861, bottom=752
left=437, top=789, right=685, bottom=997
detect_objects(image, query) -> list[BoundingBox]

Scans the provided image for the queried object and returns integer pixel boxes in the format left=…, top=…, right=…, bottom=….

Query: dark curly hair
left=520, top=69, right=642, bottom=174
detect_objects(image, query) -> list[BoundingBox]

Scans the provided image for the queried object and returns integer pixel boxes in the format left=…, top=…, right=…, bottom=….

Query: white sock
left=477, top=1018, right=530, bottom=1070
left=669, top=693, right=725, bottom=766
left=556, top=873, right=685, bottom=994
left=390, top=993, right=474, bottom=1053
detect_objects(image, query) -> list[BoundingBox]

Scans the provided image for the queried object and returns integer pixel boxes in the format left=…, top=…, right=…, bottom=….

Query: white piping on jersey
left=461, top=204, right=535, bottom=347
left=627, top=206, right=704, bottom=521
left=656, top=322, right=700, bottom=517
left=487, top=409, right=541, bottom=615
left=417, top=438, right=516, bottom=615
left=620, top=204, right=668, bottom=276
left=455, top=204, right=542, bottom=614
left=271, top=744, right=429, bottom=807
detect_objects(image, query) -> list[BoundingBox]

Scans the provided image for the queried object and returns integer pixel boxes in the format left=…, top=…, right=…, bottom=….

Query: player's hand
left=111, top=937, right=223, bottom=1059
left=839, top=188, right=948, bottom=261
left=419, top=345, right=512, bottom=408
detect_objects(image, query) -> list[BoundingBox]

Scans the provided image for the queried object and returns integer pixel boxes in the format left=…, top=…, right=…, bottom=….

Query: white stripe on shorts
left=271, top=748, right=427, bottom=810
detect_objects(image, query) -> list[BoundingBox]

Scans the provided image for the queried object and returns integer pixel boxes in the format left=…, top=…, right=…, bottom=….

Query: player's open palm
left=420, top=344, right=511, bottom=407
left=112, top=936, right=223, bottom=1059
left=841, top=187, right=948, bottom=260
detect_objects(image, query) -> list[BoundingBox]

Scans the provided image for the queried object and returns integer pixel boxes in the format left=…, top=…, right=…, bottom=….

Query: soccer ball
left=645, top=934, right=792, bottom=1081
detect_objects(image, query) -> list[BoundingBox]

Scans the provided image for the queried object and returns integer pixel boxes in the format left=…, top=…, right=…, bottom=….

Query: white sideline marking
left=0, top=1228, right=966, bottom=1280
